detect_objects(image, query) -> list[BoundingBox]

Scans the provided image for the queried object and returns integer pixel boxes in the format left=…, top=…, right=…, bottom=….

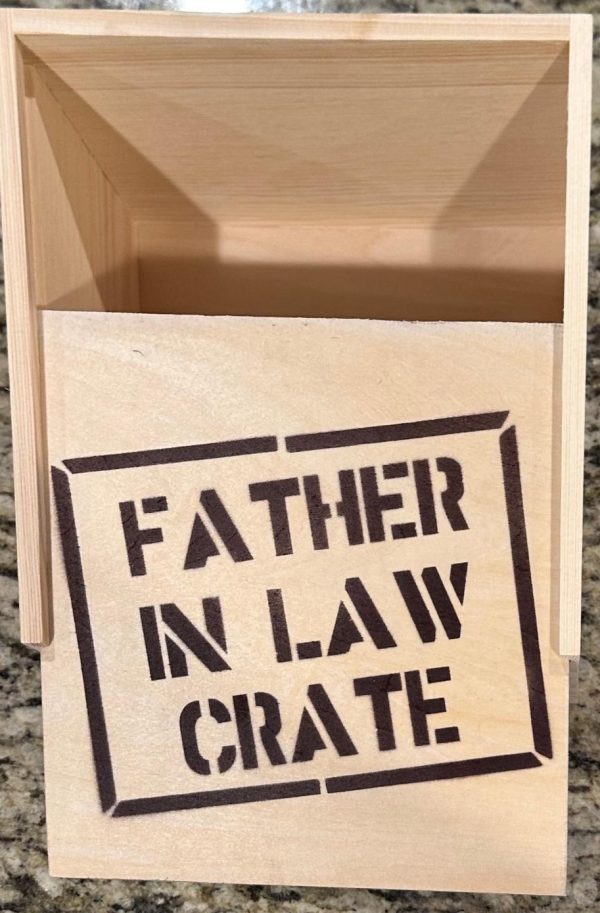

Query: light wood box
left=0, top=9, right=592, bottom=892
left=0, top=9, right=591, bottom=655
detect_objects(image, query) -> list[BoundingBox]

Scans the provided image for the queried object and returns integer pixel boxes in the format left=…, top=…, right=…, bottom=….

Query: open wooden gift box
left=0, top=9, right=592, bottom=894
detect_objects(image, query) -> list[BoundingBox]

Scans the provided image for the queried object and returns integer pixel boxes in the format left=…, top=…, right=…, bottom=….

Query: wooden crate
left=0, top=9, right=592, bottom=894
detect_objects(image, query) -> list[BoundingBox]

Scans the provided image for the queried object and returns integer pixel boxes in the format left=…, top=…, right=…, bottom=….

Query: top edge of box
left=0, top=9, right=589, bottom=44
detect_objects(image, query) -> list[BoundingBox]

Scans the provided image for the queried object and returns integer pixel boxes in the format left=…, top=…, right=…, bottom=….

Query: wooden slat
left=558, top=15, right=593, bottom=657
left=12, top=11, right=573, bottom=42
left=0, top=9, right=48, bottom=644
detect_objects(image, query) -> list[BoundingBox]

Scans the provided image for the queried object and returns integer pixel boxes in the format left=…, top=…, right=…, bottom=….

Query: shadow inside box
left=132, top=258, right=565, bottom=322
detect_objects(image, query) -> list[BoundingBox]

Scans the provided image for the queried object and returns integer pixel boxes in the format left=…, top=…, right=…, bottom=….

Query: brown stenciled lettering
left=119, top=496, right=168, bottom=577
left=249, top=477, right=301, bottom=556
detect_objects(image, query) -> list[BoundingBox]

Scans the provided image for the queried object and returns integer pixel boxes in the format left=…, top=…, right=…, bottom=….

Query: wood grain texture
left=41, top=314, right=569, bottom=893
left=0, top=9, right=590, bottom=661
left=559, top=15, right=593, bottom=657
left=22, top=39, right=569, bottom=225
left=135, top=222, right=565, bottom=323
left=0, top=10, right=49, bottom=644
left=21, top=64, right=138, bottom=313
left=10, top=11, right=575, bottom=42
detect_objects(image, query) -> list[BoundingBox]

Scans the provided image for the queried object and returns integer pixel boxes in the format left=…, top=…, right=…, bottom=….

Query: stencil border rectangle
left=50, top=411, right=552, bottom=817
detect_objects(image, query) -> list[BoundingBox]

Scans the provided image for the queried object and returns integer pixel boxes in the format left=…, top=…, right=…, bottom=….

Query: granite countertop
left=0, top=0, right=598, bottom=910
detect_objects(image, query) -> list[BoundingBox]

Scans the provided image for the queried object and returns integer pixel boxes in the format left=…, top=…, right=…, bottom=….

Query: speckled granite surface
left=0, top=0, right=598, bottom=910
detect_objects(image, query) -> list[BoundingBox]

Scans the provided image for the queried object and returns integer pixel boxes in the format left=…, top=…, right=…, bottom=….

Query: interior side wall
left=20, top=59, right=138, bottom=313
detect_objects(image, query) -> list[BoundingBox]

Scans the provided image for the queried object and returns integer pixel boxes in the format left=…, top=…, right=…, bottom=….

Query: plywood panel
left=41, top=313, right=568, bottom=893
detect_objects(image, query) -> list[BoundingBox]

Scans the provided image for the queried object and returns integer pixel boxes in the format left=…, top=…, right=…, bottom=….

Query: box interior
left=16, top=34, right=569, bottom=322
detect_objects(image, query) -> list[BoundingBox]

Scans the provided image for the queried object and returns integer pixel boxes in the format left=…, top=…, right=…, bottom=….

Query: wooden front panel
left=41, top=313, right=568, bottom=893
